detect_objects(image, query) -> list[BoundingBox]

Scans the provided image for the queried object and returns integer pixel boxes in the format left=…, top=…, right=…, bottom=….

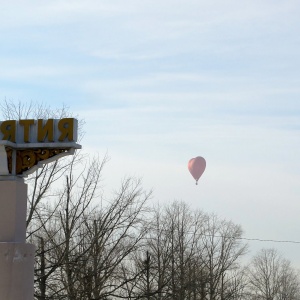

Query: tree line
left=24, top=154, right=300, bottom=300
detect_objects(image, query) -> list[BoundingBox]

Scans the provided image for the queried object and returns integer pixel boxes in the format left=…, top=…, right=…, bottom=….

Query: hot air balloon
left=188, top=156, right=206, bottom=185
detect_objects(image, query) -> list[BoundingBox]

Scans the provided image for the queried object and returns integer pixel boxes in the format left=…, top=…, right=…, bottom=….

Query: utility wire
left=29, top=216, right=300, bottom=245
left=233, top=236, right=300, bottom=244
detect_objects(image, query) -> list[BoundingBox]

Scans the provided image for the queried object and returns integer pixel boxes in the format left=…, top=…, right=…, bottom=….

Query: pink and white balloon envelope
left=188, top=156, right=206, bottom=185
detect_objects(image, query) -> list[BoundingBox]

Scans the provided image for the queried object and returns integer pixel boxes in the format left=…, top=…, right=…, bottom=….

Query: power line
left=145, top=229, right=300, bottom=245
left=29, top=216, right=300, bottom=245
left=234, top=236, right=300, bottom=244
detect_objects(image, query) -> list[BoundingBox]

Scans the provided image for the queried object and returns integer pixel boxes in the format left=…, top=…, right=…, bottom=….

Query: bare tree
left=126, top=201, right=247, bottom=300
left=27, top=154, right=106, bottom=299
left=67, top=177, right=152, bottom=299
left=197, top=213, right=247, bottom=300
left=246, top=248, right=300, bottom=300
left=164, top=201, right=206, bottom=300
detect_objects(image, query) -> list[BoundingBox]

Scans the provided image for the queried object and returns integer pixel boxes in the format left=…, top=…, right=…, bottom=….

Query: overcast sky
left=1, top=0, right=300, bottom=266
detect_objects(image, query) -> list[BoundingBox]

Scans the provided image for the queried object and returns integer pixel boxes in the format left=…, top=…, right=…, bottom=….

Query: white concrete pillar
left=0, top=179, right=27, bottom=243
left=0, top=243, right=35, bottom=299
left=0, top=178, right=35, bottom=300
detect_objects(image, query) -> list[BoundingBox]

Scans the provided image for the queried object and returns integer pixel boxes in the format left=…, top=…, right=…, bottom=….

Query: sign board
left=0, top=118, right=81, bottom=176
